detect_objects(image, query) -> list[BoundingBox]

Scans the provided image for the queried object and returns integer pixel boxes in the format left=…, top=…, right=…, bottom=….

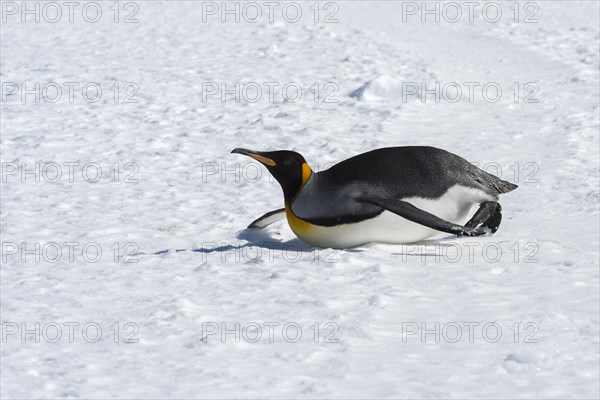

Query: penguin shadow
left=233, top=229, right=364, bottom=253
left=190, top=230, right=465, bottom=256
left=141, top=229, right=361, bottom=257
left=147, top=234, right=466, bottom=257
left=190, top=228, right=325, bottom=254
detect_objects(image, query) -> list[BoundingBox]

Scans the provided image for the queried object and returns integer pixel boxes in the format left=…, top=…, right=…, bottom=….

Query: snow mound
left=349, top=74, right=415, bottom=101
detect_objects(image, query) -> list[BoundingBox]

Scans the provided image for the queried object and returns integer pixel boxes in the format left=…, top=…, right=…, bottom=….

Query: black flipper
left=248, top=208, right=286, bottom=229
left=465, top=201, right=503, bottom=233
left=357, top=196, right=485, bottom=237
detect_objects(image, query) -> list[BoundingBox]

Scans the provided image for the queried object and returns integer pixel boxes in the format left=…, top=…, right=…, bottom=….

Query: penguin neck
left=283, top=162, right=313, bottom=205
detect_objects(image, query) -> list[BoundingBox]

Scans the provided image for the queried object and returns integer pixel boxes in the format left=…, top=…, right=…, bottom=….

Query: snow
left=350, top=74, right=409, bottom=101
left=1, top=1, right=599, bottom=398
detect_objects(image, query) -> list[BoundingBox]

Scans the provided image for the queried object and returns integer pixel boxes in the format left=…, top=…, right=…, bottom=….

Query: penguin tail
left=490, top=177, right=518, bottom=194
left=472, top=170, right=518, bottom=194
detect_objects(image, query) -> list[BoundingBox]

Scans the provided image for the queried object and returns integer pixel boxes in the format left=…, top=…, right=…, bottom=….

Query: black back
left=323, top=146, right=501, bottom=197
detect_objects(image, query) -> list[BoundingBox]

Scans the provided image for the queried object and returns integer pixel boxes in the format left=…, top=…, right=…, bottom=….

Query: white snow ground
left=1, top=1, right=599, bottom=398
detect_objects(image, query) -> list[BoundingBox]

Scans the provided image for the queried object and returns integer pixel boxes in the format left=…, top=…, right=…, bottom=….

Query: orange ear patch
left=301, top=163, right=312, bottom=185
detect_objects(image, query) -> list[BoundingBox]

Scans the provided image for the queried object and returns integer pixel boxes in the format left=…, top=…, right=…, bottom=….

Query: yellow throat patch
left=285, top=162, right=316, bottom=236
left=285, top=204, right=316, bottom=236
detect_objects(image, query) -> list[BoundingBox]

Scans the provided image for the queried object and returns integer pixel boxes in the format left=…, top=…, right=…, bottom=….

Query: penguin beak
left=231, top=148, right=277, bottom=167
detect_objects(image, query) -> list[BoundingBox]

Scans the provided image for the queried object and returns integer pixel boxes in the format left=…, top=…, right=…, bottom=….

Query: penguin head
left=231, top=148, right=312, bottom=203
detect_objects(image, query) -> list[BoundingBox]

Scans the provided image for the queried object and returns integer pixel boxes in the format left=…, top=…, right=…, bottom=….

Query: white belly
left=288, top=185, right=495, bottom=248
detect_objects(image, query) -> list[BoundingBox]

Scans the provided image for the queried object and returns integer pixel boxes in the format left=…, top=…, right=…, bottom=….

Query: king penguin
left=231, top=146, right=518, bottom=248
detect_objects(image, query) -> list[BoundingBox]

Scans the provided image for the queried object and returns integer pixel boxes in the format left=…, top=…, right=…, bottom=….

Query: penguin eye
left=283, top=159, right=293, bottom=167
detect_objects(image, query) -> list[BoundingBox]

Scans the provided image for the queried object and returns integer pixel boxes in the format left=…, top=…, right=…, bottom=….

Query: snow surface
left=1, top=1, right=599, bottom=398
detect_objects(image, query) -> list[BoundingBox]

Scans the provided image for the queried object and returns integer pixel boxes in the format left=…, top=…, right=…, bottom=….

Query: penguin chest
left=284, top=206, right=361, bottom=248
left=285, top=209, right=438, bottom=248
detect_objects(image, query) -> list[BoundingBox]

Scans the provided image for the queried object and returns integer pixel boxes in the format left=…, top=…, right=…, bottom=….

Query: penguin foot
left=465, top=201, right=503, bottom=233
left=482, top=207, right=502, bottom=233
left=456, top=226, right=486, bottom=237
